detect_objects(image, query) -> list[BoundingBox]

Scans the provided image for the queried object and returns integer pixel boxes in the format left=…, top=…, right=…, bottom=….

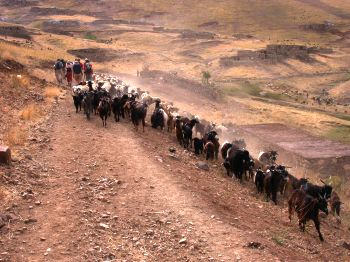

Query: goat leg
left=314, top=217, right=324, bottom=241
left=288, top=203, right=293, bottom=222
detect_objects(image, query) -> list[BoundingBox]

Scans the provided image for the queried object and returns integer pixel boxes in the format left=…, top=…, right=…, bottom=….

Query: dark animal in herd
left=112, top=97, right=123, bottom=122
left=151, top=108, right=165, bottom=130
left=72, top=92, right=83, bottom=113
left=280, top=174, right=308, bottom=196
left=204, top=141, right=215, bottom=160
left=92, top=91, right=101, bottom=115
left=264, top=166, right=288, bottom=204
left=129, top=101, right=147, bottom=132
left=82, top=92, right=93, bottom=120
left=301, top=179, right=333, bottom=200
left=255, top=169, right=265, bottom=194
left=288, top=189, right=328, bottom=241
left=224, top=149, right=251, bottom=182
left=98, top=98, right=109, bottom=127
left=72, top=80, right=339, bottom=243
left=221, top=142, right=233, bottom=159
left=203, top=131, right=220, bottom=160
left=182, top=119, right=198, bottom=149
left=193, top=138, right=204, bottom=155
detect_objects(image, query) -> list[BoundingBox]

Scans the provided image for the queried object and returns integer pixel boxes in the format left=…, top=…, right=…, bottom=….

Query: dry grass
left=44, top=87, right=61, bottom=99
left=19, top=104, right=41, bottom=121
left=0, top=40, right=67, bottom=66
left=113, top=0, right=349, bottom=42
left=42, top=15, right=97, bottom=23
left=11, top=75, right=29, bottom=89
left=0, top=185, right=11, bottom=203
left=5, top=126, right=27, bottom=147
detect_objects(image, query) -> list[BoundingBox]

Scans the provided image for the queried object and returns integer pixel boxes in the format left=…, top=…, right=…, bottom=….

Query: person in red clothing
left=65, top=60, right=73, bottom=87
left=83, top=58, right=94, bottom=81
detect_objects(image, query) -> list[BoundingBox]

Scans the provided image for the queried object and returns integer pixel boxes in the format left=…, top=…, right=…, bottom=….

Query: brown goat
left=204, top=141, right=215, bottom=160
left=288, top=189, right=328, bottom=241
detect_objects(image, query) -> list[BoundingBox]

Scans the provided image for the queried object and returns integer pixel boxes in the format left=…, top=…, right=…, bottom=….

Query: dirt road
left=1, top=95, right=349, bottom=262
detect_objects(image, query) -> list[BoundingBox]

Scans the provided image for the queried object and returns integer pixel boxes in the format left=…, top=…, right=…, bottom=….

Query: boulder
left=0, top=146, right=11, bottom=164
left=196, top=161, right=209, bottom=171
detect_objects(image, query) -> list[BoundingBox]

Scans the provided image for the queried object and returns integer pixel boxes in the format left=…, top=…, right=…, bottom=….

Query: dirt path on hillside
left=1, top=95, right=349, bottom=261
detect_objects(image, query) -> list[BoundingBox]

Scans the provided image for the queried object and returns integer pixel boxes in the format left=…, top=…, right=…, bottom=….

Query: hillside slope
left=1, top=96, right=349, bottom=261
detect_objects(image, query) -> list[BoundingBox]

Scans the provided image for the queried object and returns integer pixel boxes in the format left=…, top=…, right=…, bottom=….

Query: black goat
left=255, top=169, right=265, bottom=193
left=193, top=138, right=204, bottom=155
left=82, top=92, right=93, bottom=120
left=151, top=108, right=165, bottom=130
left=225, top=149, right=251, bottom=182
left=221, top=142, right=232, bottom=159
left=182, top=119, right=198, bottom=149
left=112, top=97, right=123, bottom=122
left=130, top=101, right=147, bottom=132
left=301, top=180, right=332, bottom=200
left=92, top=91, right=101, bottom=115
left=98, top=98, right=109, bottom=127
left=72, top=92, right=83, bottom=113
left=264, top=166, right=288, bottom=204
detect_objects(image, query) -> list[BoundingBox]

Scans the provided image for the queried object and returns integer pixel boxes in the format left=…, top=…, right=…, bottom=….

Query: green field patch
left=221, top=81, right=287, bottom=102
left=325, top=125, right=350, bottom=143
left=84, top=32, right=97, bottom=40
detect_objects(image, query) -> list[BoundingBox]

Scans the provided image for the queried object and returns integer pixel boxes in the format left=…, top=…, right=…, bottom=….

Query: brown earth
left=1, top=89, right=350, bottom=261
left=1, top=1, right=350, bottom=260
left=67, top=48, right=144, bottom=63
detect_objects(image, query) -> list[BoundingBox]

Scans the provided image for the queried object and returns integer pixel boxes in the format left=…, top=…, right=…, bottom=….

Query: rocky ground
left=0, top=1, right=350, bottom=261
left=1, top=91, right=349, bottom=261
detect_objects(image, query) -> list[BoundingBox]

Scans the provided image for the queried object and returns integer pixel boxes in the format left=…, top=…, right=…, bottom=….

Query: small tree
left=202, top=71, right=211, bottom=85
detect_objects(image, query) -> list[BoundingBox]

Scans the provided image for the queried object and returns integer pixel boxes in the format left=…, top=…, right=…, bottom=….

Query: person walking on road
left=72, top=58, right=83, bottom=85
left=83, top=58, right=94, bottom=81
left=54, top=59, right=65, bottom=85
left=65, top=60, right=73, bottom=87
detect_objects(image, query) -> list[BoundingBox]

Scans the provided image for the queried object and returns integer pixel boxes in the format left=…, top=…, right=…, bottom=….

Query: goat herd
left=71, top=73, right=342, bottom=242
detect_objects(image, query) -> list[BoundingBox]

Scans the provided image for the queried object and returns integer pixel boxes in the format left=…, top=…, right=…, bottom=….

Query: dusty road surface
left=1, top=95, right=349, bottom=262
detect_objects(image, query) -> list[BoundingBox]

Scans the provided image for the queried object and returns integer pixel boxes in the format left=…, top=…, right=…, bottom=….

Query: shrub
left=19, top=104, right=41, bottom=121
left=84, top=32, right=97, bottom=40
left=202, top=71, right=211, bottom=85
left=11, top=75, right=29, bottom=89
left=5, top=126, right=26, bottom=146
left=44, top=87, right=61, bottom=99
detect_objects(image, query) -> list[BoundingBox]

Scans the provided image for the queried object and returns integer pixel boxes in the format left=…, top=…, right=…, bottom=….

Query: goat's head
left=190, top=118, right=199, bottom=126
left=318, top=195, right=329, bottom=215
left=270, top=151, right=278, bottom=162
left=323, top=185, right=333, bottom=200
